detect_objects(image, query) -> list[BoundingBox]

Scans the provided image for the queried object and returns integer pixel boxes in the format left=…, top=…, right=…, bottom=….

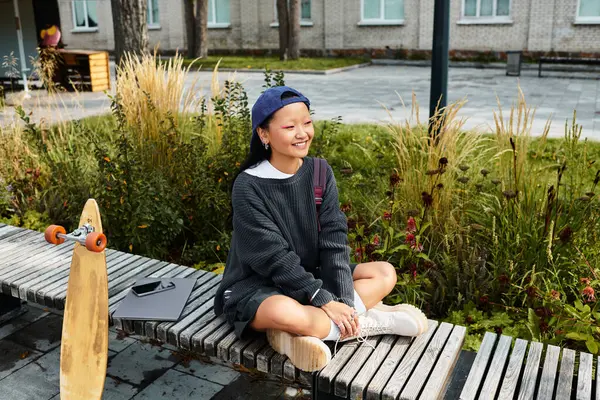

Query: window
left=272, top=0, right=312, bottom=26
left=147, top=0, right=159, bottom=28
left=208, top=0, right=230, bottom=28
left=72, top=0, right=98, bottom=31
left=360, top=0, right=404, bottom=25
left=462, top=0, right=510, bottom=19
left=577, top=0, right=600, bottom=23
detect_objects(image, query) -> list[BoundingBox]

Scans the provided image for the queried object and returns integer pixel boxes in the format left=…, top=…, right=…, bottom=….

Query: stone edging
left=189, top=62, right=372, bottom=75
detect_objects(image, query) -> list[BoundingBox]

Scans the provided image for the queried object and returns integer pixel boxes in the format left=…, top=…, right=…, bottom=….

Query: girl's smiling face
left=257, top=102, right=314, bottom=162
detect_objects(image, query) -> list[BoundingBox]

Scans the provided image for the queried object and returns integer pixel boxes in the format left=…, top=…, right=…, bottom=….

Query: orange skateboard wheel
left=85, top=232, right=107, bottom=252
left=45, top=225, right=66, bottom=245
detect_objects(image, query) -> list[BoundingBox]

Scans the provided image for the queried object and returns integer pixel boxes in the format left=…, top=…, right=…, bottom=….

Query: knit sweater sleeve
left=231, top=179, right=334, bottom=307
left=318, top=164, right=355, bottom=308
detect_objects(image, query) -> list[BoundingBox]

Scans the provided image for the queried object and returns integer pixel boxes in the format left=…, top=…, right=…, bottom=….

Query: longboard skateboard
left=45, top=199, right=108, bottom=399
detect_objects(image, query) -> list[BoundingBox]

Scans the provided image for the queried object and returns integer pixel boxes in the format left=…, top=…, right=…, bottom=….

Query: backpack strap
left=313, top=158, right=327, bottom=232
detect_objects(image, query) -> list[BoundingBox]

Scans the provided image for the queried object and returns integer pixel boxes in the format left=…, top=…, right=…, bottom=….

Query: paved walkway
left=0, top=304, right=309, bottom=400
left=1, top=64, right=599, bottom=140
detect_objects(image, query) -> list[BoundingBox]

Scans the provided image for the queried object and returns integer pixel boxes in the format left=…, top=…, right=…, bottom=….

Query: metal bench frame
left=538, top=57, right=600, bottom=77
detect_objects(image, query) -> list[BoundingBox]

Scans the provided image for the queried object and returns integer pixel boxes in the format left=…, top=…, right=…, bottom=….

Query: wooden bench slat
left=283, top=358, right=297, bottom=381
left=32, top=251, right=132, bottom=304
left=0, top=228, right=25, bottom=246
left=333, top=337, right=380, bottom=398
left=459, top=331, right=498, bottom=400
left=556, top=348, right=576, bottom=400
left=21, top=250, right=120, bottom=302
left=8, top=244, right=78, bottom=297
left=537, top=344, right=560, bottom=399
left=216, top=331, right=238, bottom=362
left=24, top=250, right=119, bottom=302
left=380, top=321, right=440, bottom=400
left=350, top=335, right=397, bottom=400
left=318, top=340, right=362, bottom=393
left=164, top=279, right=221, bottom=345
left=191, top=315, right=229, bottom=354
left=516, top=341, right=543, bottom=400
left=242, top=336, right=268, bottom=369
left=577, top=352, right=593, bottom=400
left=270, top=352, right=287, bottom=378
left=133, top=264, right=201, bottom=338
left=497, top=338, right=528, bottom=400
left=171, top=301, right=218, bottom=349
left=420, top=325, right=467, bottom=400
left=41, top=253, right=145, bottom=307
left=478, top=335, right=513, bottom=400
left=1, top=243, right=75, bottom=294
left=61, top=256, right=160, bottom=309
left=114, top=265, right=201, bottom=331
left=155, top=275, right=220, bottom=343
left=0, top=233, right=48, bottom=266
left=398, top=322, right=454, bottom=400
left=203, top=322, right=234, bottom=357
left=0, top=229, right=39, bottom=247
left=365, top=333, right=418, bottom=400
left=0, top=233, right=52, bottom=265
left=256, top=346, right=277, bottom=374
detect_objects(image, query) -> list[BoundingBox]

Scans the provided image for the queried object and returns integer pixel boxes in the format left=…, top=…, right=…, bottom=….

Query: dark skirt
left=225, top=263, right=358, bottom=339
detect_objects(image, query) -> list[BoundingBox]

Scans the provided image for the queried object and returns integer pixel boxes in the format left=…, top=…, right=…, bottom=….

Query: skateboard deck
left=59, top=199, right=108, bottom=399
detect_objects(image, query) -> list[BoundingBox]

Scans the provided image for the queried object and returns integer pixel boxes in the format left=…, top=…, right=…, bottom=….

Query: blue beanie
left=250, top=86, right=310, bottom=152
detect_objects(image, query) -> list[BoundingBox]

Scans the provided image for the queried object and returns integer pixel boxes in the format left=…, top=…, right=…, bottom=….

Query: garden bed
left=1, top=54, right=599, bottom=354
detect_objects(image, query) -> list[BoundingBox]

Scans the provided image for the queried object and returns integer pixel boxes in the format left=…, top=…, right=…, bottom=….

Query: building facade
left=57, top=0, right=600, bottom=57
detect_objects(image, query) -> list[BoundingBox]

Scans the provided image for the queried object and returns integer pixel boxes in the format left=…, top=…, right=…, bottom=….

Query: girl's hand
left=321, top=301, right=359, bottom=338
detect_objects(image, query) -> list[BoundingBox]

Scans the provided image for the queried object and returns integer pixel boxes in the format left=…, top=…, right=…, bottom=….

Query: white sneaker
left=372, top=302, right=429, bottom=334
left=340, top=307, right=427, bottom=342
left=266, top=329, right=331, bottom=372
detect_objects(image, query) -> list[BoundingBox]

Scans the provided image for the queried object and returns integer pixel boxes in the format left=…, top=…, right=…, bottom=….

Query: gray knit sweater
left=214, top=157, right=354, bottom=320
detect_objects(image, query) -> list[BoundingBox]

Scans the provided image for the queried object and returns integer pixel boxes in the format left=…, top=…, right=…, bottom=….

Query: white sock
left=321, top=290, right=367, bottom=341
left=322, top=319, right=341, bottom=341
left=354, top=290, right=367, bottom=314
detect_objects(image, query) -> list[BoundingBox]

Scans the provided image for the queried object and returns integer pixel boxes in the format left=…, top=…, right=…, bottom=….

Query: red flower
left=580, top=277, right=591, bottom=285
left=479, top=295, right=489, bottom=304
left=372, top=234, right=380, bottom=246
left=583, top=286, right=595, bottom=303
left=412, top=243, right=424, bottom=253
left=383, top=211, right=392, bottom=221
left=409, top=264, right=417, bottom=279
left=405, top=233, right=415, bottom=243
left=406, top=217, right=417, bottom=233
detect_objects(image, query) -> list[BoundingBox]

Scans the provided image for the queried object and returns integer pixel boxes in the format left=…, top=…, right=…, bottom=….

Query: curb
left=185, top=62, right=372, bottom=75
left=371, top=59, right=600, bottom=74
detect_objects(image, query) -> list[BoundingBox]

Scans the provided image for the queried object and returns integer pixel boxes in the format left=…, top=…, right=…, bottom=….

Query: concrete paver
left=2, top=64, right=598, bottom=140
left=132, top=369, right=224, bottom=399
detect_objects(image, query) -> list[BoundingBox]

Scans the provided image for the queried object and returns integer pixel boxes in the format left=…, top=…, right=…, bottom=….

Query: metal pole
left=428, top=0, right=450, bottom=134
left=13, top=0, right=31, bottom=98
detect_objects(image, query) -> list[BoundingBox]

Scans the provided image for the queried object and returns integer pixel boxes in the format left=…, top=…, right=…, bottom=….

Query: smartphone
left=131, top=280, right=176, bottom=297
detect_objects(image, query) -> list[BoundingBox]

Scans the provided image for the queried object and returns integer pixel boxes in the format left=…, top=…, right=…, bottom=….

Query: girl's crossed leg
left=250, top=261, right=397, bottom=339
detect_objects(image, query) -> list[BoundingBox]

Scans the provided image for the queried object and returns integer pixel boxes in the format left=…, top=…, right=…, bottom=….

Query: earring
left=264, top=142, right=269, bottom=150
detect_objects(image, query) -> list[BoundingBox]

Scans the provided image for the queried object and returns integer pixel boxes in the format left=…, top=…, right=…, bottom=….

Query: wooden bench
left=538, top=57, right=600, bottom=77
left=1, top=222, right=598, bottom=399
left=460, top=331, right=599, bottom=400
